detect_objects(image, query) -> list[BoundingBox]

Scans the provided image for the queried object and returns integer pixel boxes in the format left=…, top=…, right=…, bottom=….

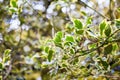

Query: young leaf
left=44, top=46, right=49, bottom=53
left=86, top=17, right=92, bottom=25
left=4, top=49, right=11, bottom=57
left=73, top=19, right=83, bottom=29
left=65, top=36, right=74, bottom=42
left=48, top=50, right=54, bottom=62
left=9, top=8, right=17, bottom=13
left=99, top=20, right=106, bottom=36
left=104, top=24, right=111, bottom=36
left=54, top=31, right=63, bottom=47
left=81, top=11, right=87, bottom=16
left=104, top=44, right=113, bottom=54
left=10, top=0, right=18, bottom=8
left=3, top=56, right=10, bottom=63
left=54, top=31, right=63, bottom=43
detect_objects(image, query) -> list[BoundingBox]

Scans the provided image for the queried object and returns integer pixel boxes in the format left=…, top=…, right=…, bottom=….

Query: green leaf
left=66, top=23, right=74, bottom=30
left=86, top=17, right=92, bottom=25
left=115, top=19, right=120, bottom=28
left=104, top=44, right=113, bottom=54
left=9, top=8, right=17, bottom=13
left=73, top=19, right=83, bottom=29
left=70, top=49, right=75, bottom=54
left=112, top=43, right=118, bottom=51
left=44, top=47, right=49, bottom=53
left=101, top=61, right=108, bottom=70
left=54, top=31, right=63, bottom=47
left=4, top=49, right=11, bottom=57
left=117, top=7, right=120, bottom=12
left=64, top=42, right=71, bottom=46
left=62, top=55, right=69, bottom=60
left=3, top=56, right=10, bottom=63
left=100, top=59, right=108, bottom=70
left=104, top=24, right=111, bottom=36
left=99, top=20, right=107, bottom=36
left=81, top=11, right=87, bottom=16
left=62, top=63, right=68, bottom=67
left=73, top=58, right=78, bottom=65
left=65, top=36, right=74, bottom=42
left=89, top=44, right=96, bottom=49
left=10, top=0, right=18, bottom=8
left=54, top=31, right=63, bottom=43
left=48, top=50, right=54, bottom=62
left=0, top=63, right=2, bottom=70
left=3, top=49, right=11, bottom=63
left=111, top=59, right=120, bottom=69
left=12, top=1, right=17, bottom=7
left=75, top=29, right=84, bottom=35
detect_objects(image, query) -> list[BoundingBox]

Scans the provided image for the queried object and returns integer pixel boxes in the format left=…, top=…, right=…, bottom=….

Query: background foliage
left=0, top=0, right=120, bottom=80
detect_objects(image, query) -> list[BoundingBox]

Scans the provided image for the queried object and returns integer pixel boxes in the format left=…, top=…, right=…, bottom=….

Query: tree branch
left=78, top=0, right=109, bottom=20
left=69, top=28, right=120, bottom=62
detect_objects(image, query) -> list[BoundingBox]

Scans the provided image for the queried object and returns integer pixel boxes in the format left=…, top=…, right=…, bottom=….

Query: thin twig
left=107, top=28, right=120, bottom=40
left=69, top=28, right=120, bottom=62
left=3, top=50, right=13, bottom=80
left=78, top=0, right=109, bottom=20
left=3, top=15, right=24, bottom=80
left=25, top=0, right=41, bottom=16
left=109, top=0, right=113, bottom=20
left=3, top=62, right=12, bottom=80
left=16, top=26, right=23, bottom=47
